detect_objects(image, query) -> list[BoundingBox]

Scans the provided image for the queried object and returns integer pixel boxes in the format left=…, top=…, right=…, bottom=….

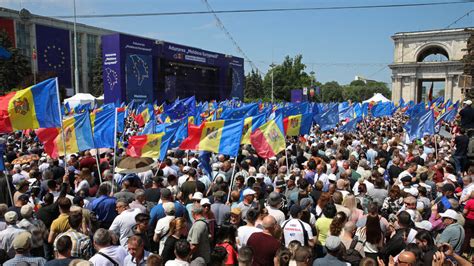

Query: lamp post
left=270, top=63, right=276, bottom=103
left=73, top=0, right=79, bottom=94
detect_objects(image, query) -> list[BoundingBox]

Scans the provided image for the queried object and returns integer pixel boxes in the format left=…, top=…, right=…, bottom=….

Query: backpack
left=342, top=236, right=363, bottom=266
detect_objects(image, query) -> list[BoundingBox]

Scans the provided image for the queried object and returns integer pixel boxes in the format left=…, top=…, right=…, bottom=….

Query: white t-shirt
left=109, top=208, right=143, bottom=247
left=237, top=226, right=262, bottom=248
left=89, top=245, right=128, bottom=266
left=155, top=215, right=175, bottom=254
left=281, top=218, right=313, bottom=247
left=75, top=179, right=90, bottom=193
left=267, top=205, right=286, bottom=225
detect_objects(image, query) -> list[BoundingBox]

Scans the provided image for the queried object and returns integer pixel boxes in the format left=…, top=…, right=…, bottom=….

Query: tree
left=0, top=30, right=31, bottom=94
left=263, top=55, right=312, bottom=101
left=244, top=69, right=263, bottom=100
left=320, top=81, right=343, bottom=102
left=90, top=44, right=103, bottom=97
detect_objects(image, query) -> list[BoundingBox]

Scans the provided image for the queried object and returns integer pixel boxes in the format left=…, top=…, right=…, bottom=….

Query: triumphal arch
left=390, top=28, right=473, bottom=103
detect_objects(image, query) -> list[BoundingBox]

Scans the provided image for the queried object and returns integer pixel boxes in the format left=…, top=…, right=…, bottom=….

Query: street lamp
left=73, top=0, right=79, bottom=94
left=270, top=63, right=276, bottom=103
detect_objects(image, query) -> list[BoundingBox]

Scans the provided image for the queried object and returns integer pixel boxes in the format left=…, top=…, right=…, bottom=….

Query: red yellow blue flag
left=179, top=119, right=244, bottom=156
left=0, top=78, right=61, bottom=133
left=36, top=112, right=95, bottom=158
left=250, top=114, right=286, bottom=159
left=283, top=113, right=312, bottom=136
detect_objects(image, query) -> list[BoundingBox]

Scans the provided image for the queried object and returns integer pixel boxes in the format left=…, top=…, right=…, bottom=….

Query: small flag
left=179, top=119, right=244, bottom=156
left=250, top=114, right=286, bottom=159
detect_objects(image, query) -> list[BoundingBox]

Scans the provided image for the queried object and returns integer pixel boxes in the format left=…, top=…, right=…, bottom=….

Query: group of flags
left=0, top=77, right=463, bottom=162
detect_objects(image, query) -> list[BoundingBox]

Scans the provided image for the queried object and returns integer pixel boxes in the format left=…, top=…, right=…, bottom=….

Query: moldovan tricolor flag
left=36, top=112, right=95, bottom=158
left=250, top=114, right=286, bottom=159
left=0, top=78, right=61, bottom=133
left=283, top=113, right=312, bottom=136
left=126, top=131, right=175, bottom=161
left=179, top=119, right=244, bottom=156
left=241, top=113, right=267, bottom=144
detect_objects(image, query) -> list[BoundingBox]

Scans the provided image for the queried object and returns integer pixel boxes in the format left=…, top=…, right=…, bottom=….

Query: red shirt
left=464, top=198, right=474, bottom=220
left=216, top=242, right=237, bottom=265
left=247, top=232, right=280, bottom=266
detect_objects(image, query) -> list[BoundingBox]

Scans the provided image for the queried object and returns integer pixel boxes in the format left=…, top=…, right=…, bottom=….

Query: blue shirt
left=149, top=201, right=186, bottom=228
left=89, top=195, right=118, bottom=223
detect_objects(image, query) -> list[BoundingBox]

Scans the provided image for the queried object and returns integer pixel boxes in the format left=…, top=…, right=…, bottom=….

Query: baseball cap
left=20, top=205, right=33, bottom=218
left=200, top=198, right=211, bottom=206
left=13, top=231, right=32, bottom=250
left=4, top=211, right=18, bottom=223
left=191, top=192, right=204, bottom=200
left=440, top=209, right=458, bottom=220
left=415, top=220, right=432, bottom=231
left=183, top=166, right=191, bottom=173
left=325, top=236, right=342, bottom=251
left=230, top=208, right=242, bottom=216
left=267, top=192, right=282, bottom=207
left=163, top=202, right=175, bottom=215
left=463, top=99, right=472, bottom=105
left=256, top=173, right=265, bottom=179
left=243, top=188, right=256, bottom=196
left=328, top=174, right=337, bottom=182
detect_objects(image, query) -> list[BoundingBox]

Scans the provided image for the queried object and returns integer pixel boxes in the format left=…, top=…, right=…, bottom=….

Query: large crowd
left=0, top=100, right=474, bottom=266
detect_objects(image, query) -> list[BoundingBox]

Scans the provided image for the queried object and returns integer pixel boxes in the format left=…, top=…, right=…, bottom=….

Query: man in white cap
left=437, top=209, right=465, bottom=254
left=3, top=231, right=46, bottom=266
left=154, top=202, right=175, bottom=254
left=17, top=205, right=48, bottom=257
left=0, top=211, right=26, bottom=258
left=459, top=99, right=474, bottom=130
left=237, top=188, right=258, bottom=219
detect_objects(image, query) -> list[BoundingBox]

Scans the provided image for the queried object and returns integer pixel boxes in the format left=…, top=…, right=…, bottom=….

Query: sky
left=2, top=0, right=473, bottom=86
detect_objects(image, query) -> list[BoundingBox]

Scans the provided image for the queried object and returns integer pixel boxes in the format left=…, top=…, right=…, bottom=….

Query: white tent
left=64, top=93, right=96, bottom=108
left=363, top=93, right=390, bottom=103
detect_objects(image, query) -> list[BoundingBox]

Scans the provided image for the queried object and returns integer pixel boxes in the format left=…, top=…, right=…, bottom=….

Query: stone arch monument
left=390, top=28, right=473, bottom=103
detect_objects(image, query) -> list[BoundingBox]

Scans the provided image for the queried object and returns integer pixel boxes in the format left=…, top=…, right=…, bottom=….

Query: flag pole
left=55, top=78, right=68, bottom=169
left=20, top=130, right=24, bottom=152
left=2, top=171, right=14, bottom=207
left=285, top=148, right=290, bottom=175
left=227, top=157, right=238, bottom=204
left=434, top=135, right=438, bottom=160
left=112, top=108, right=118, bottom=193
left=95, top=149, right=103, bottom=184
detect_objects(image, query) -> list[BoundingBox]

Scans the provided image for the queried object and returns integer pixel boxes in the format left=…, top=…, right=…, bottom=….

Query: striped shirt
left=54, top=228, right=92, bottom=259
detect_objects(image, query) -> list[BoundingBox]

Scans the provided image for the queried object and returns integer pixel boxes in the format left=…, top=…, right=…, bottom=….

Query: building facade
left=0, top=7, right=245, bottom=102
left=389, top=28, right=473, bottom=103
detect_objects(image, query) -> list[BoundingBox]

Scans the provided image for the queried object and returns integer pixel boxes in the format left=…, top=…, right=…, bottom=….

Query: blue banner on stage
left=125, top=53, right=154, bottom=103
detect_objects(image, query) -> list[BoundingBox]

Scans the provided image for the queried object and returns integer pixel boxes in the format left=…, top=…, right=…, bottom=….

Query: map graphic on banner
left=105, top=68, right=118, bottom=90
left=125, top=53, right=153, bottom=103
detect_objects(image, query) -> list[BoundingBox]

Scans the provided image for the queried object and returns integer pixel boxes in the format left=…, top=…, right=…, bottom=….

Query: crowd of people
left=0, top=101, right=474, bottom=266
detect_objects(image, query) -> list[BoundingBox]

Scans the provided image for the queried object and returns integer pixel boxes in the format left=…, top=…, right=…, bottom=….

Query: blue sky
left=3, top=0, right=473, bottom=85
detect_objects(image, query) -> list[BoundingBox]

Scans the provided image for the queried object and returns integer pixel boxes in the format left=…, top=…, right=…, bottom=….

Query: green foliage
left=244, top=69, right=263, bottom=99
left=263, top=55, right=312, bottom=101
left=90, top=44, right=103, bottom=97
left=0, top=30, right=31, bottom=94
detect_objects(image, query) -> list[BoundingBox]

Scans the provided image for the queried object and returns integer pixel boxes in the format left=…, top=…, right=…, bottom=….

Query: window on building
left=16, top=22, right=31, bottom=60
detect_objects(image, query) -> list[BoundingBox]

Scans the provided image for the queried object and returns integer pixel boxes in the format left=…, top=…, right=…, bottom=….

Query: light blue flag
left=313, top=104, right=338, bottom=131
left=92, top=108, right=115, bottom=148
left=371, top=102, right=392, bottom=117
left=406, top=110, right=435, bottom=141
left=339, top=117, right=360, bottom=133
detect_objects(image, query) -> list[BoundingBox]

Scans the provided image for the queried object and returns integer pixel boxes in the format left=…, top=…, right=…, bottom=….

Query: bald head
left=398, top=251, right=416, bottom=265
left=262, top=215, right=276, bottom=230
